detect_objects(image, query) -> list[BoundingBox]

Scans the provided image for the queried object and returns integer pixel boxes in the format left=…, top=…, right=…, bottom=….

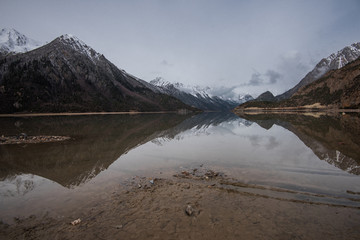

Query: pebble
left=114, top=225, right=123, bottom=229
left=185, top=205, right=194, bottom=216
left=71, top=218, right=81, bottom=226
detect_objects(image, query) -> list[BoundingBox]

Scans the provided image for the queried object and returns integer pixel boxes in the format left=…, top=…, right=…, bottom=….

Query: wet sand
left=1, top=168, right=359, bottom=240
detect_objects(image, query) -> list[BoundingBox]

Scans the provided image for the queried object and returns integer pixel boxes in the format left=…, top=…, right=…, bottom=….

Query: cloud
left=245, top=70, right=282, bottom=86
left=160, top=60, right=173, bottom=66
left=265, top=70, right=282, bottom=84
left=208, top=85, right=238, bottom=100
left=248, top=72, right=264, bottom=86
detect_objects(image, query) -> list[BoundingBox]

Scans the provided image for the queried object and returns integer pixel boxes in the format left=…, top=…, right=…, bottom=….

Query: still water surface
left=1, top=112, right=360, bottom=222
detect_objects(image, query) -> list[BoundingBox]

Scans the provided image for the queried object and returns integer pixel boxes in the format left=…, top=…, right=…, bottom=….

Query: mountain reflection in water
left=1, top=112, right=360, bottom=221
left=1, top=112, right=360, bottom=190
left=236, top=112, right=360, bottom=175
left=0, top=114, right=192, bottom=187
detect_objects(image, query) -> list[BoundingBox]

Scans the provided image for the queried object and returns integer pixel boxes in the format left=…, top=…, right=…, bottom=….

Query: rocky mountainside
left=235, top=46, right=360, bottom=110
left=149, top=77, right=253, bottom=111
left=288, top=57, right=360, bottom=108
left=0, top=28, right=42, bottom=55
left=0, top=34, right=195, bottom=113
left=277, top=42, right=360, bottom=100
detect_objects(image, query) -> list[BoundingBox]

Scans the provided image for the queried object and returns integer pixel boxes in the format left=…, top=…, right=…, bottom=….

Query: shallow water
left=1, top=112, right=360, bottom=222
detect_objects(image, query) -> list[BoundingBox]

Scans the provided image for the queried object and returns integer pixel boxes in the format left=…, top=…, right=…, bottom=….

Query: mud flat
left=1, top=167, right=359, bottom=240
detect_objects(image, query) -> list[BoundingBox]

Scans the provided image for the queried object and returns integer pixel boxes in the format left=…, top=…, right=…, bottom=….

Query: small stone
left=71, top=218, right=81, bottom=226
left=138, top=184, right=142, bottom=188
left=149, top=180, right=154, bottom=184
left=114, top=225, right=123, bottom=229
left=185, top=205, right=194, bottom=216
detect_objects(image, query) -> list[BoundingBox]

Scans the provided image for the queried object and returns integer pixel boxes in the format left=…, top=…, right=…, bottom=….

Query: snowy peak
left=150, top=77, right=172, bottom=88
left=150, top=78, right=212, bottom=98
left=0, top=28, right=42, bottom=54
left=238, top=94, right=254, bottom=103
left=322, top=42, right=360, bottom=70
left=188, top=85, right=212, bottom=98
left=148, top=77, right=253, bottom=110
left=57, top=34, right=102, bottom=62
left=276, top=41, right=360, bottom=100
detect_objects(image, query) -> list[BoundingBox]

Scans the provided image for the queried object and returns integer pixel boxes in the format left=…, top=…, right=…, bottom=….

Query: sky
left=1, top=0, right=360, bottom=97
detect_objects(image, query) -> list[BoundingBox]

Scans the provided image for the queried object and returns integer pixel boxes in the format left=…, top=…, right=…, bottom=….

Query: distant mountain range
left=149, top=77, right=253, bottom=111
left=235, top=41, right=360, bottom=110
left=0, top=28, right=254, bottom=113
left=0, top=29, right=197, bottom=113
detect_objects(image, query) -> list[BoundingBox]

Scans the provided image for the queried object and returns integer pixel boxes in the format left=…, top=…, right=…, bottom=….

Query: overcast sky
left=1, top=0, right=359, bottom=97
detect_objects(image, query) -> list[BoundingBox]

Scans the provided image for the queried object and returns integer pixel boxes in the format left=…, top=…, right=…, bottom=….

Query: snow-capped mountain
left=0, top=33, right=194, bottom=113
left=58, top=34, right=102, bottom=63
left=277, top=41, right=360, bottom=100
left=324, top=42, right=360, bottom=69
left=0, top=28, right=42, bottom=55
left=149, top=77, right=253, bottom=111
left=237, top=94, right=254, bottom=104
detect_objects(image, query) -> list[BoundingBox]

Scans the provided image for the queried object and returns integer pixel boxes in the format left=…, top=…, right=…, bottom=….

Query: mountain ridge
left=149, top=77, right=253, bottom=111
left=0, top=33, right=196, bottom=113
left=276, top=41, right=360, bottom=100
left=234, top=56, right=360, bottom=111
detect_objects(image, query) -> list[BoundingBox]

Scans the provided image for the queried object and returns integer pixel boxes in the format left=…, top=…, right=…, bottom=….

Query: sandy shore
left=1, top=168, right=359, bottom=240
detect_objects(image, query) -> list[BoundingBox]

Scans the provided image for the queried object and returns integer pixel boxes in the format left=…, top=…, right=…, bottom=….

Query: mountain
left=254, top=91, right=275, bottom=102
left=0, top=34, right=196, bottom=113
left=238, top=94, right=254, bottom=103
left=235, top=42, right=360, bottom=111
left=234, top=57, right=360, bottom=110
left=288, top=56, right=360, bottom=109
left=277, top=42, right=360, bottom=100
left=149, top=77, right=253, bottom=111
left=0, top=28, right=42, bottom=55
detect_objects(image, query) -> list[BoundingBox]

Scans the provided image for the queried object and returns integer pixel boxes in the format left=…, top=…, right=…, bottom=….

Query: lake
left=1, top=112, right=360, bottom=238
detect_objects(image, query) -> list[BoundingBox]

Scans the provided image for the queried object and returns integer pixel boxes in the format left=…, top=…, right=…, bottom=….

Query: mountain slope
left=234, top=56, right=360, bottom=110
left=0, top=28, right=42, bottom=55
left=289, top=57, right=360, bottom=108
left=149, top=77, right=253, bottom=111
left=0, top=34, right=195, bottom=113
left=276, top=42, right=360, bottom=100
